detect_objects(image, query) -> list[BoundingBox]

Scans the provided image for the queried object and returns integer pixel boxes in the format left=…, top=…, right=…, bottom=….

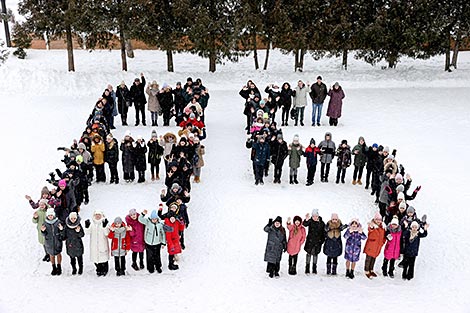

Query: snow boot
left=350, top=270, right=355, bottom=279
left=357, top=179, right=362, bottom=185
left=365, top=271, right=372, bottom=279
left=131, top=262, right=139, bottom=271
left=370, top=271, right=377, bottom=277
left=42, top=254, right=50, bottom=262
left=388, top=270, right=395, bottom=278
left=78, top=260, right=83, bottom=275
left=140, top=260, right=145, bottom=270
left=352, top=180, right=357, bottom=185
left=312, top=264, right=317, bottom=274
left=382, top=263, right=388, bottom=277
left=56, top=264, right=62, bottom=276
left=305, top=265, right=310, bottom=274
left=288, top=266, right=294, bottom=275
left=326, top=263, right=332, bottom=275
left=293, top=175, right=299, bottom=184
left=71, top=262, right=77, bottom=275
left=156, top=174, right=160, bottom=180
left=289, top=176, right=294, bottom=184
left=331, top=264, right=337, bottom=275
left=151, top=174, right=155, bottom=181
left=51, top=264, right=58, bottom=276
left=346, top=269, right=351, bottom=278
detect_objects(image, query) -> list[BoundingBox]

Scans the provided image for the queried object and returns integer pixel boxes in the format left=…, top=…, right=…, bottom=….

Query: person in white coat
left=84, top=210, right=110, bottom=276
left=293, top=80, right=309, bottom=126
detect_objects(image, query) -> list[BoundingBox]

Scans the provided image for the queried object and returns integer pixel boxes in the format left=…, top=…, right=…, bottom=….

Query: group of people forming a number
left=240, top=76, right=345, bottom=133
left=25, top=77, right=208, bottom=277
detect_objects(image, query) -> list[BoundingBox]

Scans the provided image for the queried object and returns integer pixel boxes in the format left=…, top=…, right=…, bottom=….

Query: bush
left=0, top=40, right=9, bottom=65
left=12, top=22, right=32, bottom=59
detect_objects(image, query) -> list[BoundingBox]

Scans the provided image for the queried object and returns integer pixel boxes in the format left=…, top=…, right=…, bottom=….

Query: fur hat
left=273, top=216, right=282, bottom=224
left=391, top=217, right=399, bottom=225
left=396, top=184, right=405, bottom=193
left=46, top=208, right=56, bottom=217
left=374, top=212, right=382, bottom=220
left=312, top=208, right=319, bottom=216
left=150, top=210, right=158, bottom=219
left=341, top=139, right=348, bottom=145
left=114, top=217, right=123, bottom=224
left=293, top=216, right=302, bottom=224
left=310, top=138, right=316, bottom=145
left=69, top=212, right=78, bottom=219
left=411, top=221, right=420, bottom=229
left=58, top=179, right=67, bottom=188
left=397, top=192, right=405, bottom=200
left=94, top=210, right=104, bottom=216
left=387, top=155, right=395, bottom=160
left=407, top=206, right=415, bottom=214
left=395, top=173, right=403, bottom=182
left=129, top=208, right=137, bottom=215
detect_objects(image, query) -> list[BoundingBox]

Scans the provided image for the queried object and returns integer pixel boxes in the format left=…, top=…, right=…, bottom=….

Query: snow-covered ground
left=0, top=49, right=469, bottom=313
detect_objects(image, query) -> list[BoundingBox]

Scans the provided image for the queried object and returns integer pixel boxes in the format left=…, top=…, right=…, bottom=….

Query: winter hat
left=151, top=80, right=158, bottom=86
left=411, top=221, right=420, bottom=229
left=176, top=81, right=182, bottom=86
left=331, top=213, right=339, bottom=220
left=317, top=75, right=322, bottom=80
left=350, top=218, right=359, bottom=225
left=259, top=99, right=266, bottom=105
left=189, top=113, right=196, bottom=119
left=187, top=77, right=193, bottom=82
left=372, top=143, right=378, bottom=148
left=399, top=201, right=407, bottom=210
left=151, top=130, right=158, bottom=138
left=171, top=183, right=180, bottom=190
left=58, top=179, right=67, bottom=188
left=75, top=155, right=84, bottom=163
left=277, top=133, right=283, bottom=140
left=341, top=139, right=348, bottom=145
left=397, top=192, right=405, bottom=201
left=311, top=209, right=319, bottom=217
left=395, top=173, right=403, bottom=182
left=134, top=77, right=140, bottom=82
left=310, top=138, right=316, bottom=145
left=114, top=217, right=123, bottom=224
left=293, top=216, right=302, bottom=224
left=150, top=210, right=158, bottom=219
left=188, top=133, right=195, bottom=139
left=407, top=206, right=415, bottom=214
left=263, top=113, right=270, bottom=121
left=129, top=208, right=137, bottom=215
left=94, top=210, right=104, bottom=216
left=334, top=82, right=340, bottom=87
left=374, top=212, right=382, bottom=220
left=273, top=216, right=282, bottom=224
left=78, top=142, right=86, bottom=150
left=137, top=135, right=143, bottom=141
left=383, top=146, right=390, bottom=153
left=46, top=208, right=55, bottom=217
left=169, top=202, right=179, bottom=210
left=163, top=83, right=169, bottom=89
left=256, top=109, right=264, bottom=117
left=125, top=130, right=131, bottom=137
left=391, top=217, right=399, bottom=225
left=293, top=134, right=299, bottom=142
left=69, top=212, right=78, bottom=219
left=39, top=199, right=49, bottom=207
left=387, top=155, right=395, bottom=160
left=396, top=184, right=405, bottom=193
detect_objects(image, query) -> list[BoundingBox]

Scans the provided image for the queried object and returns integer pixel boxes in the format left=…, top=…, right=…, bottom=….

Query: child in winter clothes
left=303, top=209, right=325, bottom=274
left=63, top=212, right=85, bottom=275
left=32, top=199, right=50, bottom=262
left=382, top=217, right=402, bottom=278
left=41, top=208, right=64, bottom=275
left=288, top=135, right=304, bottom=184
left=304, top=138, right=321, bottom=186
left=352, top=136, right=367, bottom=185
left=26, top=186, right=60, bottom=210
left=318, top=132, right=336, bottom=182
left=120, top=131, right=135, bottom=182
left=286, top=216, right=306, bottom=275
left=335, top=139, right=351, bottom=184
left=125, top=209, right=146, bottom=271
left=74, top=155, right=90, bottom=205
left=401, top=221, right=429, bottom=280
left=264, top=216, right=287, bottom=278
left=269, top=133, right=288, bottom=184
left=323, top=213, right=347, bottom=275
left=108, top=217, right=131, bottom=276
left=147, top=130, right=164, bottom=181
left=363, top=212, right=386, bottom=278
left=138, top=210, right=167, bottom=273
left=84, top=210, right=110, bottom=276
left=90, top=135, right=106, bottom=183
left=134, top=135, right=148, bottom=183
left=165, top=211, right=186, bottom=270
left=343, top=218, right=367, bottom=279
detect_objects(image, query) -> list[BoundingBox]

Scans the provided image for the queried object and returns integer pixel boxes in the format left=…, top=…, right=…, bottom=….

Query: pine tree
left=0, top=39, right=8, bottom=65
left=12, top=21, right=31, bottom=59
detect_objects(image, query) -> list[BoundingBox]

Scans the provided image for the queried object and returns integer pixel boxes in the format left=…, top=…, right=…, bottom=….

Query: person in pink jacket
left=382, top=216, right=402, bottom=278
left=125, top=208, right=146, bottom=271
left=286, top=216, right=306, bottom=275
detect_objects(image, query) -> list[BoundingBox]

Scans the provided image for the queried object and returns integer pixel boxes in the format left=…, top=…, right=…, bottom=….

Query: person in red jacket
left=108, top=217, right=131, bottom=276
left=164, top=212, right=185, bottom=270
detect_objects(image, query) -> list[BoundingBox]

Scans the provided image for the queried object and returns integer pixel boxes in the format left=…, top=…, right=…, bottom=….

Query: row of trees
left=12, top=0, right=470, bottom=72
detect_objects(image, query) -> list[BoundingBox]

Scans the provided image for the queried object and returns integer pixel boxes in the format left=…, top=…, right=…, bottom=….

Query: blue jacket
left=402, top=229, right=427, bottom=257
left=253, top=141, right=270, bottom=166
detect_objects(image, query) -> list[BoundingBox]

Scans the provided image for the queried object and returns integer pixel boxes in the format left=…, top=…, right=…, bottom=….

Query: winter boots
left=290, top=176, right=294, bottom=184
left=51, top=264, right=62, bottom=276
left=71, top=262, right=77, bottom=275
left=346, top=269, right=355, bottom=279
left=132, top=262, right=139, bottom=271
left=293, top=175, right=299, bottom=184
left=305, top=264, right=310, bottom=274
left=194, top=176, right=200, bottom=183
left=168, top=255, right=179, bottom=271
left=357, top=179, right=362, bottom=185
left=312, top=264, right=317, bottom=274
left=327, top=263, right=332, bottom=275
left=42, top=254, right=50, bottom=262
left=140, top=259, right=145, bottom=270
left=352, top=180, right=357, bottom=185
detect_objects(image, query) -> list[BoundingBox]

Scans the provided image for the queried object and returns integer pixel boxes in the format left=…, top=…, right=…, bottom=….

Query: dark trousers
left=76, top=185, right=89, bottom=205
left=118, top=101, right=129, bottom=125
left=114, top=255, right=126, bottom=273
left=266, top=262, right=280, bottom=275
left=307, top=165, right=317, bottom=183
left=94, top=164, right=106, bottom=182
left=132, top=251, right=144, bottom=265
left=402, top=256, right=416, bottom=279
left=365, top=168, right=372, bottom=187
left=163, top=109, right=171, bottom=126
left=146, top=243, right=162, bottom=273
left=134, top=102, right=146, bottom=125
left=245, top=114, right=252, bottom=131
left=108, top=162, right=119, bottom=182
left=321, top=162, right=331, bottom=180
left=364, top=255, right=376, bottom=272
left=327, top=256, right=338, bottom=265
left=123, top=171, right=135, bottom=181
left=150, top=160, right=161, bottom=177
left=179, top=230, right=185, bottom=249
left=254, top=163, right=265, bottom=183
left=288, top=254, right=298, bottom=269
left=379, top=202, right=388, bottom=221
left=281, top=105, right=291, bottom=124
left=336, top=167, right=346, bottom=182
left=329, top=117, right=338, bottom=126
left=94, top=261, right=108, bottom=276
left=70, top=255, right=83, bottom=270
left=294, top=107, right=305, bottom=124
left=353, top=165, right=364, bottom=180
left=383, top=258, right=396, bottom=274
left=274, top=165, right=283, bottom=181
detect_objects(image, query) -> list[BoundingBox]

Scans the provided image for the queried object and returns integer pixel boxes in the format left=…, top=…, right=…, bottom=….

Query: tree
left=12, top=21, right=32, bottom=59
left=0, top=39, right=8, bottom=65
left=0, top=0, right=12, bottom=47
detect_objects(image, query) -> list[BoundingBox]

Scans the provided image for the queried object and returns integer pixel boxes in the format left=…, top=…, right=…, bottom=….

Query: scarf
left=114, top=226, right=127, bottom=238
left=327, top=220, right=342, bottom=239
left=45, top=217, right=59, bottom=225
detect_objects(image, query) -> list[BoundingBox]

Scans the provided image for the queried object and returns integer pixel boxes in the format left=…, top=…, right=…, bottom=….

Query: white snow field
left=0, top=49, right=469, bottom=313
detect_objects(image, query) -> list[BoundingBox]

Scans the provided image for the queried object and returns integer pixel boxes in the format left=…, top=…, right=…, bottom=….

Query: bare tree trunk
left=298, top=48, right=305, bottom=72
left=0, top=0, right=11, bottom=47
left=44, top=32, right=50, bottom=50
left=263, top=40, right=271, bottom=70
left=166, top=49, right=174, bottom=72
left=451, top=30, right=461, bottom=69
left=342, top=49, right=348, bottom=70
left=65, top=24, right=75, bottom=72
left=252, top=32, right=259, bottom=70
left=209, top=50, right=216, bottom=72
left=119, top=27, right=127, bottom=71
left=445, top=30, right=451, bottom=71
left=294, top=49, right=299, bottom=72
left=125, top=39, right=134, bottom=58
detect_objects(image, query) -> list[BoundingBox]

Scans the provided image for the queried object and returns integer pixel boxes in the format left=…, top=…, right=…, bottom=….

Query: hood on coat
left=164, top=132, right=177, bottom=143
left=325, top=132, right=332, bottom=141
left=358, top=136, right=365, bottom=144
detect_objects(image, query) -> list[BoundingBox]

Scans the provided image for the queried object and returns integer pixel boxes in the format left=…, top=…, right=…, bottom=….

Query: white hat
left=411, top=221, right=420, bottom=229
left=391, top=217, right=399, bottom=225
left=137, top=135, right=143, bottom=141
left=399, top=201, right=407, bottom=209
left=125, top=130, right=131, bottom=137
left=46, top=208, right=55, bottom=217
left=397, top=192, right=405, bottom=200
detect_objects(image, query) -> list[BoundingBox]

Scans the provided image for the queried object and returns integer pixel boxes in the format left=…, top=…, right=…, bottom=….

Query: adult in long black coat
left=129, top=73, right=147, bottom=126
left=269, top=134, right=288, bottom=184
left=134, top=136, right=148, bottom=183
left=303, top=210, right=326, bottom=274
left=116, top=82, right=131, bottom=126
left=172, top=82, right=187, bottom=125
left=63, top=212, right=85, bottom=275
left=105, top=134, right=120, bottom=184
left=279, top=82, right=295, bottom=126
left=264, top=216, right=287, bottom=278
left=120, top=134, right=135, bottom=182
left=240, top=80, right=261, bottom=131
left=158, top=84, right=174, bottom=126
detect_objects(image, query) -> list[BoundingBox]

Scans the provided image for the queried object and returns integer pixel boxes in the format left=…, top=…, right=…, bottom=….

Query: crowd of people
left=26, top=75, right=208, bottom=277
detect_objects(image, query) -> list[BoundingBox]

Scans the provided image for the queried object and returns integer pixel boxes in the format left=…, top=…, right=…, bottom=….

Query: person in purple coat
left=125, top=209, right=146, bottom=271
left=326, top=82, right=345, bottom=126
left=343, top=218, right=367, bottom=279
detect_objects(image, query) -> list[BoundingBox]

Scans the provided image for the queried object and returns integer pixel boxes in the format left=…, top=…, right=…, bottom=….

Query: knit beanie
left=46, top=208, right=56, bottom=217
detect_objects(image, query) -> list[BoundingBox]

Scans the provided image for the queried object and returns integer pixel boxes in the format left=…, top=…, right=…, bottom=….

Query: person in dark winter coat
left=352, top=136, right=367, bottom=185
left=240, top=81, right=261, bottom=131
left=116, top=81, right=131, bottom=126
left=326, top=82, right=345, bottom=126
left=129, top=74, right=147, bottom=126
left=264, top=216, right=287, bottom=278
left=269, top=133, right=288, bottom=184
left=365, top=143, right=380, bottom=189
left=63, top=212, right=85, bottom=275
left=264, top=84, right=281, bottom=122
left=318, top=132, right=336, bottom=182
left=343, top=218, right=367, bottom=279
left=401, top=221, right=428, bottom=280
left=41, top=208, right=64, bottom=276
left=305, top=138, right=321, bottom=185
left=323, top=213, right=347, bottom=275
left=161, top=182, right=190, bottom=206
left=105, top=133, right=119, bottom=184
left=303, top=209, right=325, bottom=274
left=120, top=131, right=135, bottom=182
left=147, top=130, right=164, bottom=181
left=252, top=135, right=270, bottom=185
left=158, top=83, right=174, bottom=126
left=279, top=82, right=295, bottom=126
left=134, top=136, right=148, bottom=183
left=173, top=82, right=186, bottom=125
left=309, top=76, right=328, bottom=126
left=54, top=179, right=77, bottom=222
left=102, top=89, right=116, bottom=130
left=335, top=139, right=352, bottom=184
